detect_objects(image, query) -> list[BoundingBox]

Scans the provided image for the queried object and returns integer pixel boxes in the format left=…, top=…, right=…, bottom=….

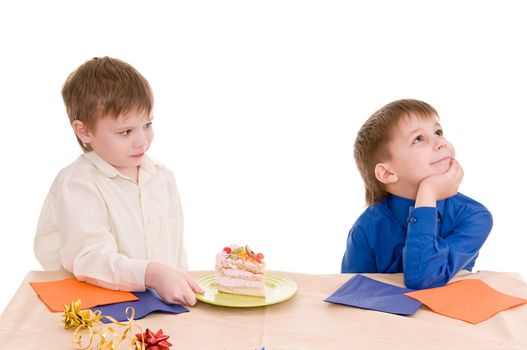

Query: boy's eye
left=435, top=129, right=443, bottom=136
left=412, top=135, right=424, bottom=144
left=144, top=122, right=152, bottom=129
left=121, top=130, right=131, bottom=136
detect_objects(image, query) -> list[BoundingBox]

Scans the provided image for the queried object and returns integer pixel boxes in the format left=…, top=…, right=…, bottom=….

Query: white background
left=1, top=1, right=526, bottom=315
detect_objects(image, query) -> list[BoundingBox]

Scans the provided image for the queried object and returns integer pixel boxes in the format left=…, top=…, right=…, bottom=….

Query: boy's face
left=85, top=110, right=154, bottom=178
left=382, top=113, right=455, bottom=193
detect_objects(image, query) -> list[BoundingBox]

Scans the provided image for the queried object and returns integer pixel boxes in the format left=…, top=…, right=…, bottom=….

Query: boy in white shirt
left=35, top=56, right=203, bottom=305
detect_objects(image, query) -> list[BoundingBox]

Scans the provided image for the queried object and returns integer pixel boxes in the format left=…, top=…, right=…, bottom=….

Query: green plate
left=196, top=272, right=298, bottom=307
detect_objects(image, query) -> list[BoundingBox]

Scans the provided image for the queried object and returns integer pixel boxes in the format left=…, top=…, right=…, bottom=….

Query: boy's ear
left=71, top=120, right=93, bottom=145
left=374, top=163, right=398, bottom=184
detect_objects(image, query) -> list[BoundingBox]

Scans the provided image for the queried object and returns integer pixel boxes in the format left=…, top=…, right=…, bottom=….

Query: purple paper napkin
left=325, top=275, right=422, bottom=316
left=93, top=289, right=189, bottom=323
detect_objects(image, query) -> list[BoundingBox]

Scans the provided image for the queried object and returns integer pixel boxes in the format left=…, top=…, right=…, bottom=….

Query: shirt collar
left=82, top=151, right=158, bottom=180
left=386, top=194, right=446, bottom=224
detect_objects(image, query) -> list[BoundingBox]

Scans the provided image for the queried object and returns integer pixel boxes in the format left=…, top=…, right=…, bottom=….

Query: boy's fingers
left=183, top=288, right=197, bottom=306
left=450, top=159, right=458, bottom=172
left=173, top=282, right=195, bottom=306
left=455, top=161, right=463, bottom=182
left=182, top=272, right=204, bottom=293
left=186, top=276, right=205, bottom=294
left=178, top=275, right=200, bottom=305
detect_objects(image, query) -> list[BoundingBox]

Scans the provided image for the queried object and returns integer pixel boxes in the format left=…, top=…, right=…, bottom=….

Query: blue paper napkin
left=93, top=289, right=189, bottom=323
left=325, top=275, right=422, bottom=316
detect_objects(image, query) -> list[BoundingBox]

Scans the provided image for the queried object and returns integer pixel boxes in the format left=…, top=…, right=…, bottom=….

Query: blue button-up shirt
left=341, top=193, right=493, bottom=289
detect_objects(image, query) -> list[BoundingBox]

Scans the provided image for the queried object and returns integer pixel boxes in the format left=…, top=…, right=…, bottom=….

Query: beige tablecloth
left=1, top=270, right=526, bottom=349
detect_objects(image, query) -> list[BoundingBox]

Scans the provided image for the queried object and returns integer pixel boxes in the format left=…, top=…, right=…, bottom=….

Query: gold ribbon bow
left=63, top=299, right=149, bottom=350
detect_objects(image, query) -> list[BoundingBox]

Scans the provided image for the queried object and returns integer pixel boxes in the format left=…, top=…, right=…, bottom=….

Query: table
left=1, top=270, right=526, bottom=349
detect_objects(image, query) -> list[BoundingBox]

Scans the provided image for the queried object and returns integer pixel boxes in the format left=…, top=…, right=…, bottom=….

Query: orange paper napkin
left=30, top=278, right=139, bottom=312
left=405, top=279, right=527, bottom=324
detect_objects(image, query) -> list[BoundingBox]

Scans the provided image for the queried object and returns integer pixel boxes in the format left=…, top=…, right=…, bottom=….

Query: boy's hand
left=415, top=159, right=464, bottom=207
left=145, top=261, right=204, bottom=306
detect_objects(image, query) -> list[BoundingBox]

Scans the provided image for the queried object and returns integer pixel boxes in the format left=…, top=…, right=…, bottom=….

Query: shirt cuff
left=407, top=206, right=439, bottom=235
left=123, top=259, right=150, bottom=291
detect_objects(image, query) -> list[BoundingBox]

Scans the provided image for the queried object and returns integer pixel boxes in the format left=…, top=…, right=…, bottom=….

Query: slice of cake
left=215, top=244, right=266, bottom=297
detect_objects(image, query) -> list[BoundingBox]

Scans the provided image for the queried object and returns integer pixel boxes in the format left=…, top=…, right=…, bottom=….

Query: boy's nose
left=134, top=132, right=149, bottom=148
left=435, top=142, right=447, bottom=151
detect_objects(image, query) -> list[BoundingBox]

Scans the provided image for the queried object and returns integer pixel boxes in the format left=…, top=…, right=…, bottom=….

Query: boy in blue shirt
left=341, top=99, right=493, bottom=289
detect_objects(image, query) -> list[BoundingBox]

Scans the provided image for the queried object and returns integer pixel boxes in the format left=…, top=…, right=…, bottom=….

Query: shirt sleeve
left=403, top=206, right=493, bottom=289
left=341, top=226, right=376, bottom=273
left=57, top=177, right=150, bottom=291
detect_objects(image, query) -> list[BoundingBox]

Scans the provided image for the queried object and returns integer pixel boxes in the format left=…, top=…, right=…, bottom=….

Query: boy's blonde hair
left=354, top=99, right=438, bottom=205
left=62, top=57, right=153, bottom=152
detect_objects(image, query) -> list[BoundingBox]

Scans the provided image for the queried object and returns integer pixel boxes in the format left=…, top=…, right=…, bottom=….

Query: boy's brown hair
left=62, top=57, right=153, bottom=152
left=354, top=99, right=438, bottom=205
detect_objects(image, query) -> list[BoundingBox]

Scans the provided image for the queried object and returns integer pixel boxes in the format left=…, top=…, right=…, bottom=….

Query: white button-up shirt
left=34, top=152, right=187, bottom=291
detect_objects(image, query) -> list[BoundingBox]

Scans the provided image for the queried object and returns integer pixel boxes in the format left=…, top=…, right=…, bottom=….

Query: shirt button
left=408, top=217, right=417, bottom=223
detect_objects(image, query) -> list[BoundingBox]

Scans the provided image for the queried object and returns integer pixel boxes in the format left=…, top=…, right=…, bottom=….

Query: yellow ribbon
left=64, top=299, right=103, bottom=330
left=63, top=300, right=146, bottom=350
